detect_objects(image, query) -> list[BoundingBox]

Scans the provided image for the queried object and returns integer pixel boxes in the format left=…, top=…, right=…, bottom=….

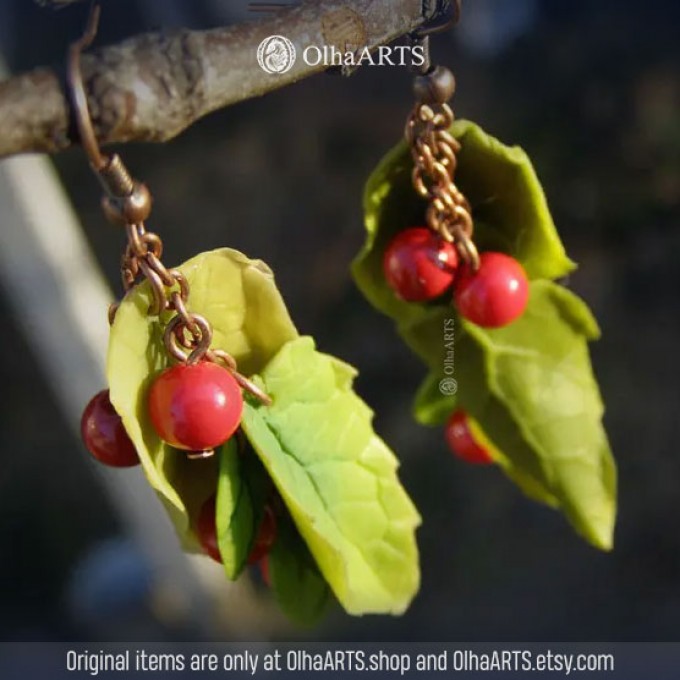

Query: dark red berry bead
left=445, top=410, right=493, bottom=465
left=197, top=495, right=221, bottom=563
left=454, top=252, right=529, bottom=328
left=383, top=227, right=459, bottom=302
left=258, top=556, right=271, bottom=587
left=247, top=505, right=277, bottom=565
left=148, top=361, right=243, bottom=452
left=80, top=390, right=139, bottom=467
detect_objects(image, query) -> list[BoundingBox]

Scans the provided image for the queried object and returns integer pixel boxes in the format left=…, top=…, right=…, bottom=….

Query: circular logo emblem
left=438, top=377, right=458, bottom=396
left=257, top=35, right=296, bottom=74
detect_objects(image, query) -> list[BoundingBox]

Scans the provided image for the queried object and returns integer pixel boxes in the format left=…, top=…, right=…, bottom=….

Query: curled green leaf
left=107, top=248, right=298, bottom=549
left=413, top=370, right=459, bottom=426
left=241, top=336, right=421, bottom=616
left=352, top=119, right=575, bottom=324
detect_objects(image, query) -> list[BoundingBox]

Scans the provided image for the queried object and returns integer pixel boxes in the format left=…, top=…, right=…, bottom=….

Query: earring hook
left=66, top=4, right=137, bottom=198
left=415, top=0, right=461, bottom=39
left=67, top=2, right=107, bottom=170
left=409, top=1, right=462, bottom=74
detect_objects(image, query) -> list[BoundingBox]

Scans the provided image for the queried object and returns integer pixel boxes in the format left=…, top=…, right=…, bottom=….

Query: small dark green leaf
left=269, top=512, right=332, bottom=626
left=216, top=437, right=271, bottom=580
left=413, top=370, right=458, bottom=426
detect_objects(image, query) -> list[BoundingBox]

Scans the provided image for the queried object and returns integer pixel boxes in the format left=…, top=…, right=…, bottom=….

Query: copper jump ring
left=138, top=259, right=167, bottom=316
left=164, top=314, right=213, bottom=364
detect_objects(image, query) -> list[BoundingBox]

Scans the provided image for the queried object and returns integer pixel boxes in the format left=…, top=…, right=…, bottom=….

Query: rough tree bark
left=0, top=0, right=439, bottom=159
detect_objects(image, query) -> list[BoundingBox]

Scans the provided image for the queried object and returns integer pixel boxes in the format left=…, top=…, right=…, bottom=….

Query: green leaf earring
left=70, top=7, right=419, bottom=625
left=352, top=23, right=616, bottom=551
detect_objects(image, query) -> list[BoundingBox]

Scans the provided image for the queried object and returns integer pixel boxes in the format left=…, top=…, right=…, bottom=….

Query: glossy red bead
left=454, top=252, right=529, bottom=328
left=383, top=227, right=459, bottom=302
left=247, top=505, right=277, bottom=565
left=148, top=361, right=244, bottom=452
left=197, top=495, right=222, bottom=563
left=80, top=390, right=139, bottom=467
left=444, top=410, right=493, bottom=465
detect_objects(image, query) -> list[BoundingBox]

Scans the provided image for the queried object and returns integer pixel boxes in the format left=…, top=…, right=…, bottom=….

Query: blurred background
left=0, top=0, right=679, bottom=644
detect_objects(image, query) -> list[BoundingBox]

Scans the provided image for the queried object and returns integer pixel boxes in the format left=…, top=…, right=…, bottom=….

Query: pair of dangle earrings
left=77, top=1, right=616, bottom=627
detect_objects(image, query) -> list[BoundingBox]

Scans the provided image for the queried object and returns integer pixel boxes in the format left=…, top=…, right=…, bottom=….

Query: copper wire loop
left=406, top=96, right=479, bottom=270
left=451, top=223, right=480, bottom=266
left=163, top=318, right=272, bottom=406
left=140, top=234, right=164, bottom=261
left=164, top=314, right=212, bottom=364
left=170, top=292, right=200, bottom=336
left=137, top=259, right=166, bottom=316
left=206, top=348, right=237, bottom=371
left=146, top=253, right=175, bottom=288
left=120, top=254, right=139, bottom=290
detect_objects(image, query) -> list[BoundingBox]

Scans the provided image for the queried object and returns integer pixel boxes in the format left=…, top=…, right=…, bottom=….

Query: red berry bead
left=445, top=409, right=493, bottom=465
left=454, top=252, right=529, bottom=328
left=383, top=226, right=459, bottom=302
left=247, top=505, right=277, bottom=565
left=197, top=495, right=221, bottom=563
left=80, top=390, right=139, bottom=467
left=148, top=361, right=243, bottom=452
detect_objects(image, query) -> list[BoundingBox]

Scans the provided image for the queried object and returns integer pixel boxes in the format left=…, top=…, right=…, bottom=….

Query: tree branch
left=0, top=0, right=430, bottom=159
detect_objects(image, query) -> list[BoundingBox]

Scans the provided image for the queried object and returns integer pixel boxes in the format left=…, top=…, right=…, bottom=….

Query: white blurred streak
left=0, top=57, right=215, bottom=633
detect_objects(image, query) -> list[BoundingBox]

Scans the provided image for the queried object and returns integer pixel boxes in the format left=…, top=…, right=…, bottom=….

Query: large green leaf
left=240, top=336, right=421, bottom=615
left=386, top=278, right=615, bottom=546
left=269, top=512, right=332, bottom=626
left=454, top=281, right=616, bottom=550
left=216, top=437, right=272, bottom=579
left=107, top=249, right=298, bottom=549
left=352, top=119, right=575, bottom=324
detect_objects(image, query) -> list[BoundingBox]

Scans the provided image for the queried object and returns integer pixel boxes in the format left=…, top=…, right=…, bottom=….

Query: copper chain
left=103, top=190, right=271, bottom=406
left=405, top=100, right=479, bottom=269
